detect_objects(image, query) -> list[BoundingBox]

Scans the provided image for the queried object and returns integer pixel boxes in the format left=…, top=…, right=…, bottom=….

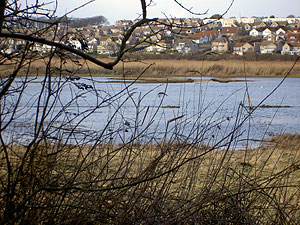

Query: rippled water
left=4, top=76, right=300, bottom=148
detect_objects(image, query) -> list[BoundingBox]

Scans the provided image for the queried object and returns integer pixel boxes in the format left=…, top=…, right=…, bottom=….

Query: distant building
left=221, top=26, right=239, bottom=37
left=262, top=27, right=277, bottom=41
left=115, top=20, right=133, bottom=27
left=211, top=37, right=232, bottom=52
left=233, top=42, right=260, bottom=55
left=281, top=42, right=300, bottom=55
left=287, top=28, right=300, bottom=41
left=173, top=39, right=199, bottom=54
left=260, top=41, right=283, bottom=54
left=249, top=28, right=264, bottom=37
left=187, top=30, right=222, bottom=44
left=262, top=17, right=300, bottom=24
left=145, top=42, right=168, bottom=53
left=88, top=37, right=100, bottom=53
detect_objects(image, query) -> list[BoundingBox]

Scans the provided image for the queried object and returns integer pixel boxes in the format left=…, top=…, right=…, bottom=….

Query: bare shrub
left=1, top=1, right=300, bottom=224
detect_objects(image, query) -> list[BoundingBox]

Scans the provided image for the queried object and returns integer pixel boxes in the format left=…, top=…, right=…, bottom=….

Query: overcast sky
left=24, top=0, right=300, bottom=24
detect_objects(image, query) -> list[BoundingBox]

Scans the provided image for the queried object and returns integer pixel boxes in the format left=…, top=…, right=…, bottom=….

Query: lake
left=4, top=76, right=300, bottom=149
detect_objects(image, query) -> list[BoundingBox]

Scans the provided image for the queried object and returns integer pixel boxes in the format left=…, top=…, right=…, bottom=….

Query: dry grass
left=92, top=58, right=298, bottom=77
left=2, top=57, right=300, bottom=78
left=1, top=134, right=300, bottom=224
left=107, top=59, right=300, bottom=78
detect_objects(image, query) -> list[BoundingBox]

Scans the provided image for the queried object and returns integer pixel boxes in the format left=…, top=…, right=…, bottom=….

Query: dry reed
left=2, top=58, right=300, bottom=78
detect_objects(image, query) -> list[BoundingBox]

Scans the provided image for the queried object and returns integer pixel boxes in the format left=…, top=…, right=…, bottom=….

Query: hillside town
left=2, top=16, right=300, bottom=56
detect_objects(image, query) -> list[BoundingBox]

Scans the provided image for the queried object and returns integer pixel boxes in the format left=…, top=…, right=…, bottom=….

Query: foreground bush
left=1, top=134, right=300, bottom=224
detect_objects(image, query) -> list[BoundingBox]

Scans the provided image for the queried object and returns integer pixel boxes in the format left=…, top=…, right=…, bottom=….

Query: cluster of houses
left=2, top=16, right=300, bottom=56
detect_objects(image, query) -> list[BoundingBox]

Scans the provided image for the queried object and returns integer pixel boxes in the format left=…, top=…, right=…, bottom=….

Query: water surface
left=5, top=76, right=300, bottom=149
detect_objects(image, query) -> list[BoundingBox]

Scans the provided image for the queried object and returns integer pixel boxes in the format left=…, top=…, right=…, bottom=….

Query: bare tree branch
left=172, top=0, right=235, bottom=24
left=173, top=0, right=209, bottom=16
left=141, top=0, right=147, bottom=19
left=0, top=32, right=116, bottom=69
left=1, top=1, right=299, bottom=224
left=1, top=16, right=157, bottom=70
left=0, top=0, right=6, bottom=32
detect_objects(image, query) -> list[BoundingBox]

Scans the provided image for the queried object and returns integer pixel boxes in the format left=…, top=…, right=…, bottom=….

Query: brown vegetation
left=1, top=1, right=300, bottom=223
left=107, top=59, right=300, bottom=78
left=1, top=134, right=300, bottom=224
left=2, top=57, right=299, bottom=79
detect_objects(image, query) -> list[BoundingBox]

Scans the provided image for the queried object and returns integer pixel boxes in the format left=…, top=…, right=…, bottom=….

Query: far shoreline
left=2, top=57, right=300, bottom=79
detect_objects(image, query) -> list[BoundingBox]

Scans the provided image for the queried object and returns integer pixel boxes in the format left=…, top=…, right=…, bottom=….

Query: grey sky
left=23, top=0, right=300, bottom=24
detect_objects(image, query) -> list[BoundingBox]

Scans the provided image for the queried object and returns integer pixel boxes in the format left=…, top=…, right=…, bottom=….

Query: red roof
left=290, top=28, right=300, bottom=33
left=234, top=42, right=244, bottom=48
left=287, top=33, right=300, bottom=40
left=187, top=30, right=220, bottom=39
left=221, top=26, right=238, bottom=34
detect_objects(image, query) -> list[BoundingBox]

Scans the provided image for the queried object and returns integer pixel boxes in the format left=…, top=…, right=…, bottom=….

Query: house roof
left=276, top=27, right=288, bottom=32
left=290, top=27, right=300, bottom=33
left=271, top=21, right=288, bottom=26
left=116, top=20, right=132, bottom=23
left=234, top=42, right=244, bottom=48
left=262, top=27, right=277, bottom=33
left=260, top=41, right=280, bottom=46
left=221, top=26, right=238, bottom=34
left=234, top=42, right=253, bottom=48
left=212, top=37, right=229, bottom=43
left=291, top=42, right=300, bottom=47
left=174, top=38, right=196, bottom=44
left=98, top=37, right=112, bottom=42
left=278, top=21, right=288, bottom=26
left=287, top=33, right=300, bottom=39
left=84, top=25, right=99, bottom=31
left=253, top=22, right=268, bottom=27
left=251, top=27, right=265, bottom=32
left=186, top=30, right=220, bottom=39
left=284, top=42, right=300, bottom=48
left=284, top=42, right=293, bottom=47
left=239, top=23, right=252, bottom=28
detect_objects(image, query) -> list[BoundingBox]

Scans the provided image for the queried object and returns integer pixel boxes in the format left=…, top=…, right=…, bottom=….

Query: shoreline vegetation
left=88, top=58, right=300, bottom=78
left=3, top=133, right=300, bottom=223
left=2, top=56, right=300, bottom=80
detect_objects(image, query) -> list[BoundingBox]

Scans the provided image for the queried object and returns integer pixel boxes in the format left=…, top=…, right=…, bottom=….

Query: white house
left=0, top=38, right=18, bottom=54
left=211, top=37, right=232, bottom=52
left=276, top=28, right=286, bottom=36
left=88, top=38, right=100, bottom=53
left=145, top=42, right=167, bottom=53
left=187, top=30, right=221, bottom=44
left=173, top=39, right=199, bottom=54
left=235, top=17, right=259, bottom=24
left=260, top=41, right=283, bottom=54
left=281, top=42, right=300, bottom=55
left=67, top=38, right=82, bottom=50
left=275, top=28, right=287, bottom=40
left=262, top=28, right=276, bottom=40
left=262, top=17, right=300, bottom=24
left=249, top=28, right=264, bottom=37
left=233, top=42, right=260, bottom=55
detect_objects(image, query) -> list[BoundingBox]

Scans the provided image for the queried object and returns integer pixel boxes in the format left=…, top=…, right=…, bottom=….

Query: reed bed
left=2, top=57, right=300, bottom=78
left=109, top=59, right=300, bottom=77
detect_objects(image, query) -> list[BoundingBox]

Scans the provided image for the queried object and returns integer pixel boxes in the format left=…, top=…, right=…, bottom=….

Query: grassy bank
left=104, top=59, right=300, bottom=78
left=1, top=133, right=300, bottom=223
left=70, top=58, right=299, bottom=78
left=1, top=57, right=300, bottom=79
